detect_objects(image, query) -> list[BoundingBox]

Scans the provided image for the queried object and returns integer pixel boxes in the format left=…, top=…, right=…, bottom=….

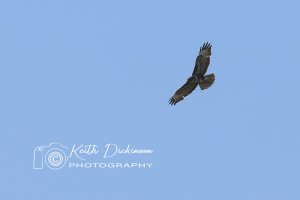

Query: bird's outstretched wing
left=192, top=42, right=212, bottom=76
left=169, top=76, right=198, bottom=106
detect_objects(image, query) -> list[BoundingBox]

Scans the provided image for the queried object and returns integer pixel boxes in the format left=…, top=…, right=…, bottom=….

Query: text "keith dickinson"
left=69, top=143, right=153, bottom=160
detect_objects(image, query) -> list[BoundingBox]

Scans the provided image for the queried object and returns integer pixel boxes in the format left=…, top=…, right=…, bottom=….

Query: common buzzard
left=169, top=42, right=215, bottom=105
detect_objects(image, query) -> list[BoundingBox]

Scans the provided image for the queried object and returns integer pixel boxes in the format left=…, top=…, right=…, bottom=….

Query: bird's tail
left=199, top=73, right=215, bottom=90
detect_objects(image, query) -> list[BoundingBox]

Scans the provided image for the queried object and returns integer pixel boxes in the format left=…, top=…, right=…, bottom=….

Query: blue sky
left=1, top=0, right=300, bottom=199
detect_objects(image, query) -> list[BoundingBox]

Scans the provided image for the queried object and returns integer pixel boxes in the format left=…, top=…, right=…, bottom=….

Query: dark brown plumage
left=169, top=42, right=215, bottom=106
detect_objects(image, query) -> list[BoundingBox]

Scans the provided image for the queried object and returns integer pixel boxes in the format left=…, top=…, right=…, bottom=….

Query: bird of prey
left=169, top=42, right=215, bottom=105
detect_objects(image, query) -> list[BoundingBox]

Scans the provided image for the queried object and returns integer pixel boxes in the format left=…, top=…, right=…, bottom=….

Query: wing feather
left=169, top=76, right=198, bottom=105
left=192, top=42, right=212, bottom=76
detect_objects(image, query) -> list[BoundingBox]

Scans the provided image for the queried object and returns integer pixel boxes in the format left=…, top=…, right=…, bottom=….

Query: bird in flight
left=169, top=42, right=215, bottom=105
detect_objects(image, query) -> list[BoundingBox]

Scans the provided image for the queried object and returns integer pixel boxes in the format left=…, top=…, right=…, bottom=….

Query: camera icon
left=33, top=142, right=68, bottom=170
